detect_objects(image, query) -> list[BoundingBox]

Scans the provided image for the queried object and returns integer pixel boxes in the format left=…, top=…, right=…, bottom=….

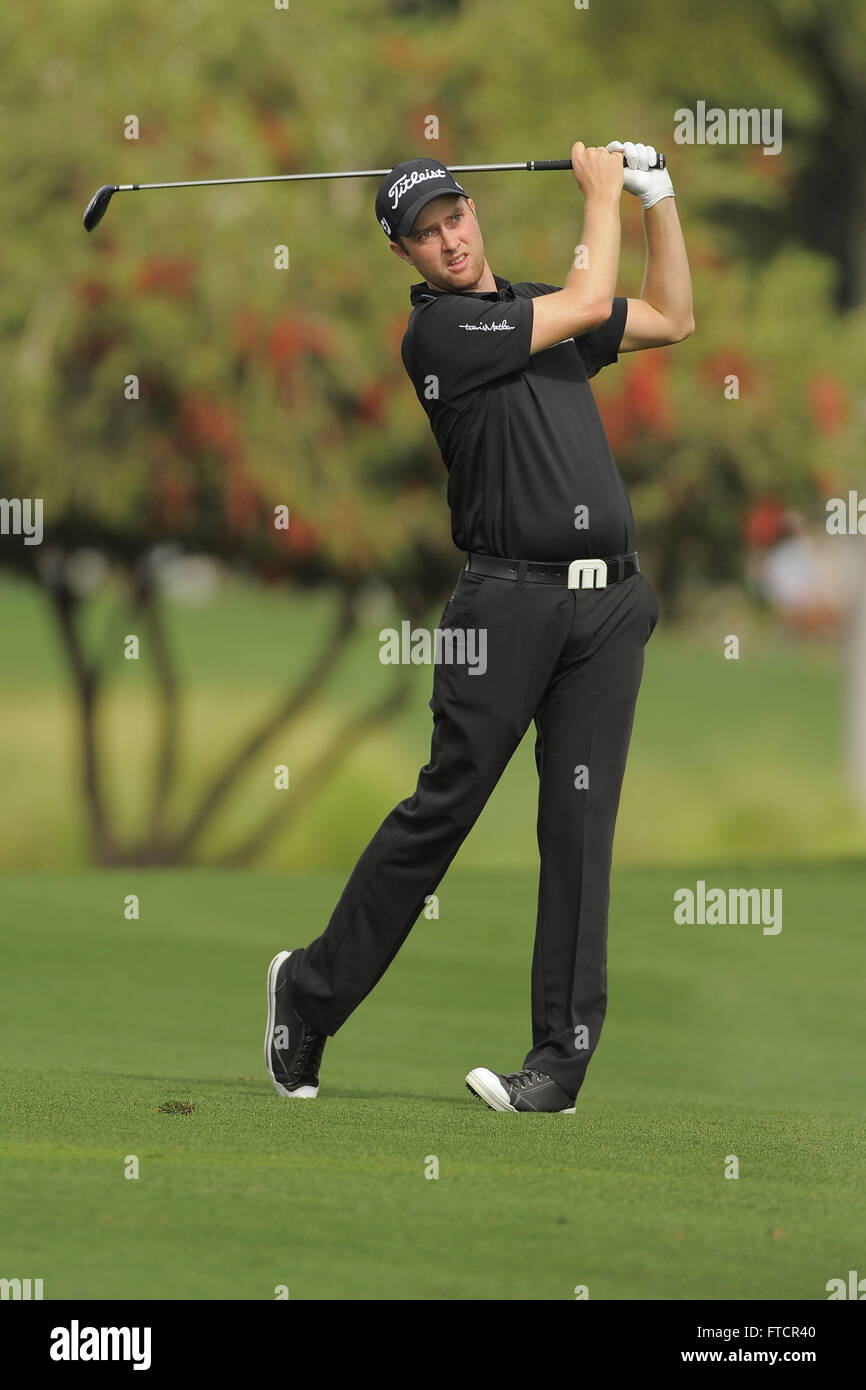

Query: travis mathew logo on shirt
left=458, top=319, right=515, bottom=332
left=388, top=167, right=449, bottom=209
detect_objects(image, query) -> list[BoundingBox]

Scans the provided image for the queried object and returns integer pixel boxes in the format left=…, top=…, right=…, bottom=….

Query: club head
left=82, top=185, right=118, bottom=232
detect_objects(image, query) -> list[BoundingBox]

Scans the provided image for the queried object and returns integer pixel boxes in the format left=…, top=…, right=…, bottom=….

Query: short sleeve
left=574, top=296, right=628, bottom=378
left=403, top=294, right=534, bottom=402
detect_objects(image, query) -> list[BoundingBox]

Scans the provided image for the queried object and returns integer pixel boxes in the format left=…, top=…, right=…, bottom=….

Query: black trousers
left=288, top=564, right=659, bottom=1101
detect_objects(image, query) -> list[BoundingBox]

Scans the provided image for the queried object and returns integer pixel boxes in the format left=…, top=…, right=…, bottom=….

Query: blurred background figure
left=744, top=498, right=859, bottom=637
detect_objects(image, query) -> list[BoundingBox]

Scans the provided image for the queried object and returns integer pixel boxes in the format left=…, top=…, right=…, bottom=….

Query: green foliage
left=1, top=0, right=864, bottom=600
left=2, top=0, right=866, bottom=868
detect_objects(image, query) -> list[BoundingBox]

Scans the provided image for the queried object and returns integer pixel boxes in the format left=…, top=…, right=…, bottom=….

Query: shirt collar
left=409, top=273, right=512, bottom=306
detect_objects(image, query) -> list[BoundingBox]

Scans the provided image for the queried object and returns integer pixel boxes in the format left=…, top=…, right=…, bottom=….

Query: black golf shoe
left=264, top=951, right=327, bottom=1098
left=465, top=1067, right=575, bottom=1113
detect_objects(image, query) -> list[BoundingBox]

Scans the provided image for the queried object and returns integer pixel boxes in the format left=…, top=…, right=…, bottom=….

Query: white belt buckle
left=567, top=558, right=607, bottom=590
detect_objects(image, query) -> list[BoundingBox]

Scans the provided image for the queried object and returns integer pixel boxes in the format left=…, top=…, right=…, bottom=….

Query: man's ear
left=389, top=239, right=413, bottom=264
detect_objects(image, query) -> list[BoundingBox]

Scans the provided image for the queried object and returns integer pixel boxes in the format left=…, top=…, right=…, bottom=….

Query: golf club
left=82, top=153, right=667, bottom=232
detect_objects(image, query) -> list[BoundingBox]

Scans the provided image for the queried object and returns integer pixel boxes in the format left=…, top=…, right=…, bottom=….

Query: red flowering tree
left=2, top=0, right=865, bottom=859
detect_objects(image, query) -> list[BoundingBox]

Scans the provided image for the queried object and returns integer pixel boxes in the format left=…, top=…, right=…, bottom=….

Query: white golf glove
left=606, top=140, right=674, bottom=210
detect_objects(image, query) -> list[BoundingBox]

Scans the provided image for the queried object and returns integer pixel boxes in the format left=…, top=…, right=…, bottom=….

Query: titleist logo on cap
left=388, top=167, right=451, bottom=209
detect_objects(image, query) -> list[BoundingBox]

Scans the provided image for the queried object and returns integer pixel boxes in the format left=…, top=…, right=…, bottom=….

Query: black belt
left=464, top=550, right=640, bottom=588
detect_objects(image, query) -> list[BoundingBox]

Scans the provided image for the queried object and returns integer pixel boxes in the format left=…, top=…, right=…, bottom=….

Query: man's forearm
left=530, top=147, right=624, bottom=354
left=638, top=198, right=694, bottom=333
left=567, top=189, right=622, bottom=314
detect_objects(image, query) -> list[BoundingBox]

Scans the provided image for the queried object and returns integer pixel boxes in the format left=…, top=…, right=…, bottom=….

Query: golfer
left=265, top=140, right=694, bottom=1112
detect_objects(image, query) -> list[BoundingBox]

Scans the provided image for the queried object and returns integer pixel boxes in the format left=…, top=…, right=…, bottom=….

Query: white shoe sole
left=265, top=950, right=318, bottom=1099
left=465, top=1067, right=575, bottom=1114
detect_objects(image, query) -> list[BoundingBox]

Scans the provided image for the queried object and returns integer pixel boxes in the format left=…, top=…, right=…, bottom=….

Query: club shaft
left=119, top=165, right=530, bottom=191
left=83, top=154, right=666, bottom=228
left=116, top=154, right=664, bottom=194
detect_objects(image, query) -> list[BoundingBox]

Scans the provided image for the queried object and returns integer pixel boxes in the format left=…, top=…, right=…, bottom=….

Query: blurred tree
left=1, top=0, right=460, bottom=865
left=1, top=0, right=864, bottom=859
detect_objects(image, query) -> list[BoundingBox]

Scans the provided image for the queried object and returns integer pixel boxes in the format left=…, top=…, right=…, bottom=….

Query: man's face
left=389, top=194, right=486, bottom=292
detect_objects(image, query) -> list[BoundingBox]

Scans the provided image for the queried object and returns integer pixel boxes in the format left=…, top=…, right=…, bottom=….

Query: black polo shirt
left=400, top=273, right=635, bottom=561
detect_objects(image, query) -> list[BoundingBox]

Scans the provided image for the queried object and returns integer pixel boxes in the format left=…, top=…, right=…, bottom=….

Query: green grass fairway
left=1, top=864, right=863, bottom=1300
